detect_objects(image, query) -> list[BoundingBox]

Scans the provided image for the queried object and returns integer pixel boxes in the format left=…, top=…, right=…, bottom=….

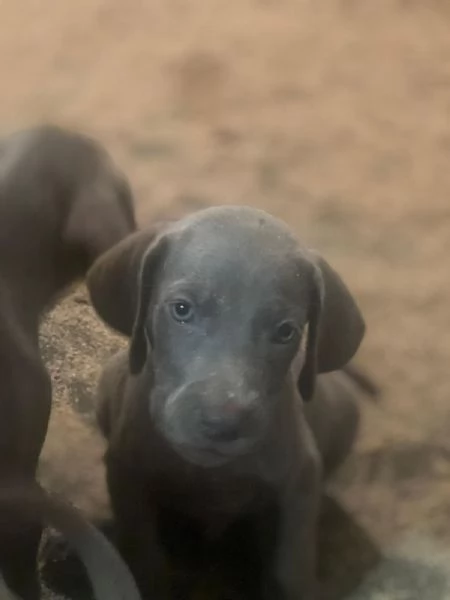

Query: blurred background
left=6, top=0, right=449, bottom=597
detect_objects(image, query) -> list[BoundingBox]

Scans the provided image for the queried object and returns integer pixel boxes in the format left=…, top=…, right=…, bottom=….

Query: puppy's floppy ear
left=297, top=264, right=323, bottom=402
left=298, top=252, right=365, bottom=401
left=128, top=235, right=169, bottom=375
left=87, top=226, right=165, bottom=336
left=314, top=255, right=366, bottom=372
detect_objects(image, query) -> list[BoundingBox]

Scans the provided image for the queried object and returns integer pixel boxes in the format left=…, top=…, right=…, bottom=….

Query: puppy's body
left=97, top=359, right=311, bottom=600
left=88, top=206, right=367, bottom=600
left=97, top=350, right=369, bottom=593
left=0, top=125, right=136, bottom=598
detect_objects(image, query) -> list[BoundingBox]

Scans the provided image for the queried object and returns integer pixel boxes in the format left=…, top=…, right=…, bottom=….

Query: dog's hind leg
left=0, top=333, right=52, bottom=600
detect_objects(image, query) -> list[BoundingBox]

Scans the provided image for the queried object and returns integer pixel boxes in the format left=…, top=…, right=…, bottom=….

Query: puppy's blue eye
left=170, top=300, right=194, bottom=323
left=272, top=321, right=297, bottom=344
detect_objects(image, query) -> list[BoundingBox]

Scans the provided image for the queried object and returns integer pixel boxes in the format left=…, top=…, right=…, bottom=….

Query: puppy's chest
left=150, top=470, right=274, bottom=539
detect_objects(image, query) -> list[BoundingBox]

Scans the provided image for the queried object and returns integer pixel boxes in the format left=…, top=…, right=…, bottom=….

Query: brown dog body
left=0, top=125, right=136, bottom=599
left=87, top=206, right=368, bottom=600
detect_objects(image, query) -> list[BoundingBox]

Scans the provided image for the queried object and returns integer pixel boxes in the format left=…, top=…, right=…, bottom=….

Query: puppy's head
left=88, top=206, right=365, bottom=467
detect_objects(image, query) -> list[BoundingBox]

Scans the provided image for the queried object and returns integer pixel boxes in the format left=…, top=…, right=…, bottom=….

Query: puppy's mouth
left=174, top=443, right=235, bottom=468
left=166, top=434, right=256, bottom=468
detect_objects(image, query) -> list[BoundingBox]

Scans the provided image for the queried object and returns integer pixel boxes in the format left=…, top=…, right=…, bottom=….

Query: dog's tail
left=342, top=363, right=381, bottom=401
left=0, top=481, right=141, bottom=600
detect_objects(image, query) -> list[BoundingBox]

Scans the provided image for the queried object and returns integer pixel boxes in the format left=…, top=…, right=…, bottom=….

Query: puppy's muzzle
left=162, top=378, right=264, bottom=462
left=199, top=394, right=255, bottom=443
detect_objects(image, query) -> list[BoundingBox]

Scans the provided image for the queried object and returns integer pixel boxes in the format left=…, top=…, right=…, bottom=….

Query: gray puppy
left=87, top=206, right=366, bottom=600
left=0, top=124, right=136, bottom=599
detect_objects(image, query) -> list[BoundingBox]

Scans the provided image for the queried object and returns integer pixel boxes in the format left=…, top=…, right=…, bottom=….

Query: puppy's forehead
left=170, top=206, right=299, bottom=257
left=160, top=206, right=313, bottom=296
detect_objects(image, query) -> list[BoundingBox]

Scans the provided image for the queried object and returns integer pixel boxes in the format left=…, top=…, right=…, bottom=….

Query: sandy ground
left=1, top=0, right=450, bottom=597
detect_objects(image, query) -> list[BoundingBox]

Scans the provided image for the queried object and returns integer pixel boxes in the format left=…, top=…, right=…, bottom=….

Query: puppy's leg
left=104, top=457, right=168, bottom=600
left=96, top=354, right=169, bottom=599
left=0, top=342, right=52, bottom=600
left=267, top=423, right=321, bottom=600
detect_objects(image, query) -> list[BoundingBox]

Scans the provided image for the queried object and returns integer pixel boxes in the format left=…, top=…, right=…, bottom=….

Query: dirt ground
left=2, top=0, right=450, bottom=598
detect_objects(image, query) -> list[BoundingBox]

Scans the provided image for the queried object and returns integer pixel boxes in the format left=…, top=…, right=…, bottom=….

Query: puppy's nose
left=200, top=405, right=243, bottom=443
